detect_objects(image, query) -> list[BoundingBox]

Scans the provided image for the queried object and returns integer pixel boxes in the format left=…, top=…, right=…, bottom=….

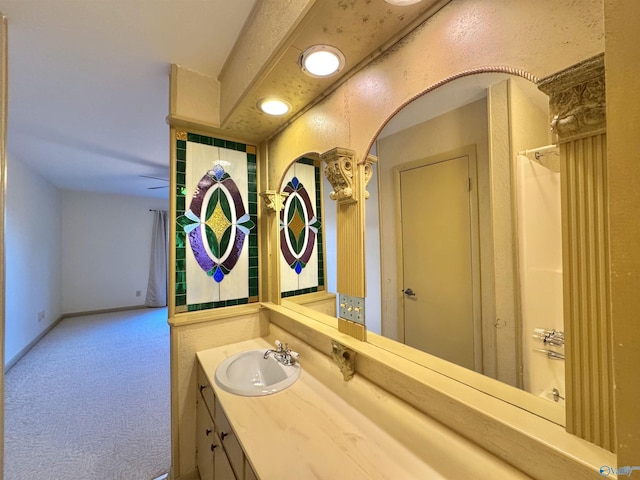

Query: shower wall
left=516, top=153, right=565, bottom=405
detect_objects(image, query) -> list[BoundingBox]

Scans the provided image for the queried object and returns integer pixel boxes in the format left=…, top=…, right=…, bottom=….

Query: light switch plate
left=338, top=294, right=365, bottom=324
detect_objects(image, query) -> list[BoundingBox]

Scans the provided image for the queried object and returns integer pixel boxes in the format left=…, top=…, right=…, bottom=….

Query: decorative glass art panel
left=280, top=158, right=325, bottom=297
left=175, top=132, right=258, bottom=313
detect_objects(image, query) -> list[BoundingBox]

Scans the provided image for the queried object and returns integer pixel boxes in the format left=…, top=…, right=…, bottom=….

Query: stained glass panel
left=280, top=158, right=325, bottom=296
left=174, top=132, right=258, bottom=312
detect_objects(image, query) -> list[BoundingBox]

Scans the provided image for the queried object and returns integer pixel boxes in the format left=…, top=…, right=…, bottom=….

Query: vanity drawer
left=215, top=397, right=244, bottom=479
left=197, top=362, right=216, bottom=419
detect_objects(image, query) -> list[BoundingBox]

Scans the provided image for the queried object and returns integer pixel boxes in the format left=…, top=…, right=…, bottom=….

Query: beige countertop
left=197, top=338, right=445, bottom=480
left=197, top=336, right=534, bottom=480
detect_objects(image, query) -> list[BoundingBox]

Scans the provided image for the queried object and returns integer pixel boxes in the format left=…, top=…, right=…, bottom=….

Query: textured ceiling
left=219, top=0, right=450, bottom=143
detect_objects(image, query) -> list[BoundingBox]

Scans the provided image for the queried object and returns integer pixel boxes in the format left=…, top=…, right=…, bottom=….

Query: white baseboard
left=4, top=305, right=155, bottom=373
left=4, top=313, right=65, bottom=372
left=63, top=304, right=148, bottom=318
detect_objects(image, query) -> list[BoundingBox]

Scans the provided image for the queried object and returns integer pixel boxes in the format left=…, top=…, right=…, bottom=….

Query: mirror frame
left=261, top=0, right=608, bottom=451
left=280, top=67, right=567, bottom=427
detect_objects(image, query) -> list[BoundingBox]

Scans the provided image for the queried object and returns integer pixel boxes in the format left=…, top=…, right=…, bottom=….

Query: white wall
left=5, top=154, right=63, bottom=365
left=516, top=154, right=564, bottom=403
left=365, top=162, right=382, bottom=334
left=61, top=190, right=167, bottom=314
left=322, top=174, right=337, bottom=304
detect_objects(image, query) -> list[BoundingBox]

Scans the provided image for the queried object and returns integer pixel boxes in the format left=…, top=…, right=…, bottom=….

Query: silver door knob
left=403, top=288, right=416, bottom=296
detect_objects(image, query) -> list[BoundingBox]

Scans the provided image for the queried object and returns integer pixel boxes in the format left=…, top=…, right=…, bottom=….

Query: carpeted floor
left=4, top=308, right=171, bottom=480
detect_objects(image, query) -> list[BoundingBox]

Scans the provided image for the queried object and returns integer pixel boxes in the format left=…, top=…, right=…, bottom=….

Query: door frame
left=393, top=145, right=483, bottom=372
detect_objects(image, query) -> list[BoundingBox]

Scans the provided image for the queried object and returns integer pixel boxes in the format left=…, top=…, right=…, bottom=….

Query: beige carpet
left=4, top=308, right=171, bottom=480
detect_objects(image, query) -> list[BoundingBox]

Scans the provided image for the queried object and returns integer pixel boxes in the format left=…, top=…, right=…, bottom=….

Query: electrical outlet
left=37, top=310, right=45, bottom=322
left=136, top=290, right=141, bottom=297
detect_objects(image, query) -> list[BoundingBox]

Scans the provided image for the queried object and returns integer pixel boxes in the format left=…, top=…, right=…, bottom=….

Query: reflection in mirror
left=365, top=73, right=565, bottom=422
left=279, top=157, right=338, bottom=310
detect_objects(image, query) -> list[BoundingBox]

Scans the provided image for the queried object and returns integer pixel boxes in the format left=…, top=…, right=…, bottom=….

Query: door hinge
left=467, top=177, right=472, bottom=192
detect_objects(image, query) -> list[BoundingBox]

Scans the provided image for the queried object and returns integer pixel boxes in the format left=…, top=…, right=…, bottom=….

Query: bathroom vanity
left=195, top=337, right=531, bottom=480
left=196, top=357, right=258, bottom=480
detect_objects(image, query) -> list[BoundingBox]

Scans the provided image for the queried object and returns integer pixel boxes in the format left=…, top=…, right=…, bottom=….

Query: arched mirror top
left=277, top=152, right=322, bottom=192
left=358, top=66, right=540, bottom=166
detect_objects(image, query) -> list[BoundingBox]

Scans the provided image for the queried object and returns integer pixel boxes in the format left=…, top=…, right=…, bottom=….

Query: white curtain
left=145, top=210, right=168, bottom=307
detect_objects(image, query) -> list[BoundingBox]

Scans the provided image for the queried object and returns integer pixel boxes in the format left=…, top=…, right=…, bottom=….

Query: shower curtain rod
left=519, top=145, right=561, bottom=173
left=519, top=144, right=559, bottom=160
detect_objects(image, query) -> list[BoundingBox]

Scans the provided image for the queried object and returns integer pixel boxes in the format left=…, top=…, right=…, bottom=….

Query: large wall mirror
left=283, top=71, right=567, bottom=426
left=365, top=71, right=565, bottom=424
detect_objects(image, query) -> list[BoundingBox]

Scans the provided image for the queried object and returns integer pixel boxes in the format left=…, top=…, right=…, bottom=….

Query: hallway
left=4, top=308, right=170, bottom=480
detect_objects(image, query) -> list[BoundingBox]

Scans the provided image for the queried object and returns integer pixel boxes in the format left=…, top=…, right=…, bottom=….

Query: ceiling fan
left=140, top=175, right=169, bottom=189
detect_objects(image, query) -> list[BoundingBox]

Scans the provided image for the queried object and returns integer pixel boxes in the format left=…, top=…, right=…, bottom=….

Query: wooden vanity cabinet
left=197, top=363, right=259, bottom=480
left=196, top=398, right=215, bottom=480
left=244, top=459, right=258, bottom=480
left=214, top=397, right=244, bottom=475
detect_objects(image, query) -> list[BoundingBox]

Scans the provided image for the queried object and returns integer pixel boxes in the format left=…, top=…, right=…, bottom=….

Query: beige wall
left=604, top=0, right=640, bottom=465
left=170, top=309, right=268, bottom=479
left=266, top=0, right=604, bottom=187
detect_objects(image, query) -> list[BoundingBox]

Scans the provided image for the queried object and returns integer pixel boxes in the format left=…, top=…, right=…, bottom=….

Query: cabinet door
left=245, top=458, right=259, bottom=480
left=198, top=363, right=216, bottom=418
left=196, top=399, right=215, bottom=480
left=215, top=399, right=244, bottom=477
left=214, top=436, right=237, bottom=480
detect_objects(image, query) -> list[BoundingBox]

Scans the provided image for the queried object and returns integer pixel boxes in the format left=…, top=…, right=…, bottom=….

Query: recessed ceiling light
left=384, top=0, right=423, bottom=5
left=298, top=45, right=345, bottom=78
left=258, top=98, right=291, bottom=116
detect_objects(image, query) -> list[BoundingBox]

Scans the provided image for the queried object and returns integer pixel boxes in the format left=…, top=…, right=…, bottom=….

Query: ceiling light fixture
left=384, top=0, right=423, bottom=5
left=298, top=45, right=345, bottom=78
left=258, top=98, right=291, bottom=116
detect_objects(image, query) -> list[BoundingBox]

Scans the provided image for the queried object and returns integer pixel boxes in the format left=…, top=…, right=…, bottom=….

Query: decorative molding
left=561, top=134, right=614, bottom=451
left=538, top=54, right=614, bottom=452
left=331, top=340, right=357, bottom=381
left=176, top=130, right=187, bottom=141
left=364, top=154, right=378, bottom=200
left=336, top=199, right=366, bottom=299
left=538, top=53, right=605, bottom=142
left=322, top=147, right=367, bottom=302
left=321, top=147, right=356, bottom=203
left=259, top=190, right=289, bottom=213
left=362, top=66, right=540, bottom=158
left=338, top=318, right=366, bottom=341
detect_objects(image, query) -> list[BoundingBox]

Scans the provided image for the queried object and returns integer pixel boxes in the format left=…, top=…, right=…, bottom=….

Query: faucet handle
left=289, top=351, right=299, bottom=362
left=275, top=339, right=283, bottom=351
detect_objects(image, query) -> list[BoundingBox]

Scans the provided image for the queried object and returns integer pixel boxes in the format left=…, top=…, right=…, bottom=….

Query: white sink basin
left=214, top=349, right=301, bottom=396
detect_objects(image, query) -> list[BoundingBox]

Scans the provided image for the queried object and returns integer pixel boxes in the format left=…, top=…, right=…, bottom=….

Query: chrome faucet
left=264, top=340, right=299, bottom=366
